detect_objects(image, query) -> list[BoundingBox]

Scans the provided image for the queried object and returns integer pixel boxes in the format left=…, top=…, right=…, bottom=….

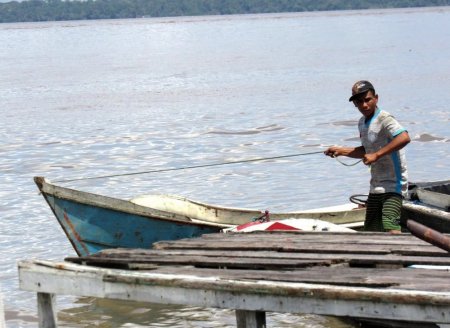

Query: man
left=325, top=81, right=410, bottom=233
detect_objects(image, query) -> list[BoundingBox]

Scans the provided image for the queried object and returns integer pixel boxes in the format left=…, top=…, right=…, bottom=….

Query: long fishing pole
left=54, top=148, right=363, bottom=183
left=54, top=150, right=326, bottom=183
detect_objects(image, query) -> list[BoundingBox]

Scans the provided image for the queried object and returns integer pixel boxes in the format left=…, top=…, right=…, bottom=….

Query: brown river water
left=0, top=6, right=449, bottom=327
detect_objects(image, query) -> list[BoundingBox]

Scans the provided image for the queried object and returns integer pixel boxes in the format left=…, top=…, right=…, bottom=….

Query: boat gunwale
left=402, top=202, right=450, bottom=221
left=34, top=176, right=230, bottom=228
left=130, top=193, right=367, bottom=226
left=132, top=193, right=365, bottom=216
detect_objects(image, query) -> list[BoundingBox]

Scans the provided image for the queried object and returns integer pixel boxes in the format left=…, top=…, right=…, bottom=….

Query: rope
left=54, top=150, right=325, bottom=183
left=349, top=194, right=368, bottom=206
left=334, top=156, right=363, bottom=167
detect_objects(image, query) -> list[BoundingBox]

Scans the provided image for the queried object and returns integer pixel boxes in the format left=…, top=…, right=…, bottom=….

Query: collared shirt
left=358, top=108, right=408, bottom=197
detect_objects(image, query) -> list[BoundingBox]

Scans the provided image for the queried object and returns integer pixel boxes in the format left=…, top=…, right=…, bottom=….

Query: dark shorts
left=364, top=192, right=402, bottom=232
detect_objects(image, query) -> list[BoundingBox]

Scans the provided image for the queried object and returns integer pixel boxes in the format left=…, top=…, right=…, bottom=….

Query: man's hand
left=324, top=146, right=366, bottom=159
left=363, top=153, right=379, bottom=165
left=324, top=147, right=342, bottom=158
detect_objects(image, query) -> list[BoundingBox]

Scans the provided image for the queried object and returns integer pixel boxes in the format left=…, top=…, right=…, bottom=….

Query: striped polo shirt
left=358, top=108, right=408, bottom=197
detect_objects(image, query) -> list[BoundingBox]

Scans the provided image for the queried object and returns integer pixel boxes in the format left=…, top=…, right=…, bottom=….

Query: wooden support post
left=236, top=310, right=266, bottom=328
left=37, top=293, right=57, bottom=328
left=0, top=290, right=5, bottom=328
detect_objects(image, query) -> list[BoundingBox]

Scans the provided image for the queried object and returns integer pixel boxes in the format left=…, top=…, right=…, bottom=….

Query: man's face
left=352, top=90, right=378, bottom=118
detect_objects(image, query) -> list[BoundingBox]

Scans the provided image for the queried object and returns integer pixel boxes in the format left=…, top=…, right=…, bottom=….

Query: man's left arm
left=363, top=131, right=410, bottom=165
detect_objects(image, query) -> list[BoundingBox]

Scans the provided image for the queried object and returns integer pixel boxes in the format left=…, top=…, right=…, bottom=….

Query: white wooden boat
left=131, top=194, right=366, bottom=226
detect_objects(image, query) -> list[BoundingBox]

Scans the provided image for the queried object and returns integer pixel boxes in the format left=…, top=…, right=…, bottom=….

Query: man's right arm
left=324, top=145, right=365, bottom=159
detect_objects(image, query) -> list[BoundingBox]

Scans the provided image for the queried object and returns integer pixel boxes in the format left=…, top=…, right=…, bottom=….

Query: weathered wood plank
left=18, top=260, right=450, bottom=323
left=18, top=231, right=450, bottom=326
left=151, top=241, right=448, bottom=255
left=138, top=265, right=450, bottom=291
left=0, top=289, right=5, bottom=328
left=169, top=231, right=441, bottom=245
left=151, top=235, right=447, bottom=256
left=66, top=253, right=450, bottom=273
left=37, top=293, right=57, bottom=328
left=68, top=255, right=336, bottom=270
left=236, top=310, right=266, bottom=328
left=78, top=248, right=450, bottom=266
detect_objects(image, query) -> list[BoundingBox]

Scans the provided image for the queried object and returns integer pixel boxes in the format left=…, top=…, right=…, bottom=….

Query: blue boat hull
left=47, top=195, right=221, bottom=256
left=33, top=175, right=224, bottom=257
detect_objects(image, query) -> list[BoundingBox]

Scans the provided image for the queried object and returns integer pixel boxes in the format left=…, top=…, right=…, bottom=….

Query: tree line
left=1, top=0, right=449, bottom=23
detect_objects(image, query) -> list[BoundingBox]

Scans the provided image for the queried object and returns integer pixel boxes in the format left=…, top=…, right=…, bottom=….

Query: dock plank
left=151, top=232, right=448, bottom=256
left=68, top=255, right=337, bottom=270
left=19, top=231, right=450, bottom=327
left=141, top=265, right=450, bottom=291
left=79, top=248, right=450, bottom=266
left=65, top=231, right=450, bottom=293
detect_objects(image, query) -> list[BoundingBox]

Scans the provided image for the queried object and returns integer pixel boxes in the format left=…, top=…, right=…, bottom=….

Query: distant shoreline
left=1, top=0, right=450, bottom=23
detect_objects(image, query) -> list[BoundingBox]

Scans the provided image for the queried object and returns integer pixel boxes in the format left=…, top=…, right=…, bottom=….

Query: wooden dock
left=18, top=231, right=450, bottom=327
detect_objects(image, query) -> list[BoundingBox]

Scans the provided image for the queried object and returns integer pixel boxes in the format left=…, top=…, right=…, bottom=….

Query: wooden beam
left=236, top=310, right=266, bottom=328
left=0, top=290, right=5, bottom=328
left=18, top=260, right=450, bottom=324
left=37, top=293, right=57, bottom=328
